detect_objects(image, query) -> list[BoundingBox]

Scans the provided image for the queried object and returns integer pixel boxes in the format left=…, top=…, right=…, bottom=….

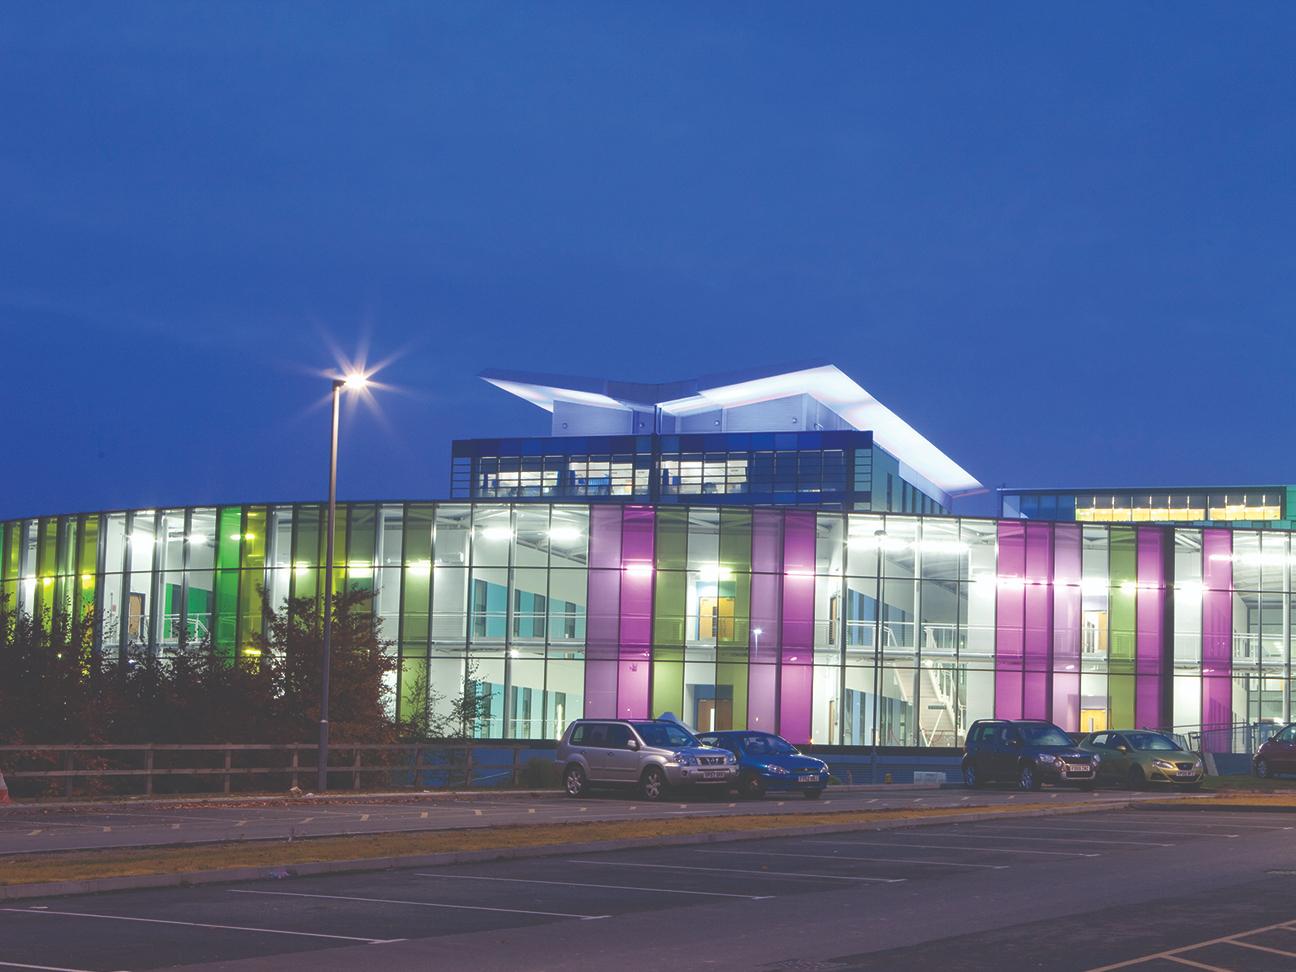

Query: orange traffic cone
left=0, top=769, right=11, bottom=805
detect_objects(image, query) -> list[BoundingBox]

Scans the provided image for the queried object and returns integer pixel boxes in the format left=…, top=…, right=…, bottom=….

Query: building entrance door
left=696, top=697, right=733, bottom=733
left=699, top=597, right=735, bottom=641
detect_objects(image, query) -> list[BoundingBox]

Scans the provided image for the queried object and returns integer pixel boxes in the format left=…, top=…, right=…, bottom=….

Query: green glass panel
left=1108, top=526, right=1137, bottom=727
left=37, top=518, right=57, bottom=576
left=241, top=508, right=267, bottom=570
left=291, top=505, right=322, bottom=603
left=655, top=509, right=688, bottom=570
left=402, top=569, right=430, bottom=643
left=653, top=570, right=686, bottom=644
left=719, top=509, right=752, bottom=650
left=2, top=523, right=18, bottom=579
left=78, top=516, right=99, bottom=574
left=404, top=505, right=434, bottom=564
left=348, top=504, right=376, bottom=568
left=58, top=517, right=77, bottom=576
left=214, top=508, right=243, bottom=656
left=398, top=655, right=429, bottom=723
left=716, top=659, right=748, bottom=729
left=238, top=508, right=268, bottom=650
left=652, top=657, right=684, bottom=719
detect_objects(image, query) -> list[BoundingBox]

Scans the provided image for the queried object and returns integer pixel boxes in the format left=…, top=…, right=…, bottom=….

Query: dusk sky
left=3, top=3, right=1294, bottom=520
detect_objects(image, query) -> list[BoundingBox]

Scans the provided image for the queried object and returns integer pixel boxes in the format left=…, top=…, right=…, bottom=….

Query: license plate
left=1066, top=764, right=1091, bottom=774
left=797, top=775, right=819, bottom=783
left=1176, top=770, right=1197, bottom=778
left=702, top=771, right=727, bottom=780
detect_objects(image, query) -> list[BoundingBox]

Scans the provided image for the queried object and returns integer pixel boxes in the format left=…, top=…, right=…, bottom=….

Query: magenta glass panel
left=584, top=661, right=617, bottom=718
left=616, top=507, right=655, bottom=718
left=1022, top=524, right=1052, bottom=720
left=779, top=665, right=813, bottom=744
left=585, top=569, right=621, bottom=654
left=779, top=511, right=815, bottom=742
left=1051, top=525, right=1082, bottom=731
left=995, top=670, right=1024, bottom=721
left=588, top=506, right=623, bottom=570
left=747, top=510, right=782, bottom=730
left=1135, top=527, right=1165, bottom=729
left=748, top=664, right=778, bottom=733
left=994, top=522, right=1026, bottom=718
left=1201, top=529, right=1232, bottom=749
left=617, top=660, right=649, bottom=719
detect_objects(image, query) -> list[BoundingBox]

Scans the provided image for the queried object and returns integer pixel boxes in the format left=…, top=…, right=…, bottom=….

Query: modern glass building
left=3, top=502, right=1293, bottom=746
left=3, top=363, right=1291, bottom=746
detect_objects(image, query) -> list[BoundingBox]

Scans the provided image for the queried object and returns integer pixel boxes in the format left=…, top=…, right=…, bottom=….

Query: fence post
left=63, top=750, right=75, bottom=798
left=464, top=744, right=474, bottom=789
left=144, top=747, right=154, bottom=797
left=512, top=745, right=521, bottom=787
left=223, top=748, right=232, bottom=795
left=352, top=749, right=362, bottom=791
left=291, top=747, right=300, bottom=790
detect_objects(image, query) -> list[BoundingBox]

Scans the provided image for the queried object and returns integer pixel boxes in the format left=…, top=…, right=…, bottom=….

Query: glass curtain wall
left=3, top=503, right=1294, bottom=744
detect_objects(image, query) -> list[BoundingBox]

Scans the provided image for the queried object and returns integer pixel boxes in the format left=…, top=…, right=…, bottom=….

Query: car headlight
left=764, top=764, right=790, bottom=775
left=1152, top=759, right=1177, bottom=771
left=676, top=754, right=698, bottom=766
left=724, top=753, right=736, bottom=765
left=1035, top=753, right=1057, bottom=765
left=1091, top=753, right=1102, bottom=767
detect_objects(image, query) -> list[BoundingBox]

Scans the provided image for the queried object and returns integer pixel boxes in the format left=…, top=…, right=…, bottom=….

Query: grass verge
left=1, top=800, right=1111, bottom=888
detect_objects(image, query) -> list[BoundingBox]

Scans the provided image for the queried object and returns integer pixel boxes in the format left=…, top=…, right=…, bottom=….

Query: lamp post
left=870, top=530, right=885, bottom=784
left=318, top=372, right=367, bottom=793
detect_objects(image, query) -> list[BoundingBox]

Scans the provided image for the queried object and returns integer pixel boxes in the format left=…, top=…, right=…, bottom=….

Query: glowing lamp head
left=341, top=372, right=369, bottom=392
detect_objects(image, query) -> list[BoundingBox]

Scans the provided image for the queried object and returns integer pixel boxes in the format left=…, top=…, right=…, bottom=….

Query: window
left=605, top=724, right=633, bottom=747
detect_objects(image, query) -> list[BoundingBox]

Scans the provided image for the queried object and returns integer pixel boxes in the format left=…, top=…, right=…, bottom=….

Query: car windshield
left=740, top=734, right=797, bottom=756
left=1018, top=724, right=1073, bottom=747
left=632, top=722, right=698, bottom=749
left=1125, top=732, right=1181, bottom=752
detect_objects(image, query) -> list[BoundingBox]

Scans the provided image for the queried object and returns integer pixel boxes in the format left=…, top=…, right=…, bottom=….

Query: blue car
left=696, top=730, right=829, bottom=799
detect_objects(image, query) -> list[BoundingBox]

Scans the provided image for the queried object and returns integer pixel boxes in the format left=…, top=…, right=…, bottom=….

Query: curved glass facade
left=2, top=502, right=1292, bottom=745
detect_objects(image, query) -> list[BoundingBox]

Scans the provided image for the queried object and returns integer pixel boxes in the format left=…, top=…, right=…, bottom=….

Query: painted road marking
left=698, top=849, right=1009, bottom=870
left=1228, top=938, right=1296, bottom=958
left=359, top=814, right=370, bottom=822
left=1084, top=917, right=1296, bottom=970
left=229, top=888, right=609, bottom=920
left=473, top=810, right=483, bottom=817
left=903, top=830, right=1169, bottom=848
left=964, top=823, right=1238, bottom=839
left=420, top=811, right=429, bottom=819
left=25, top=830, right=41, bottom=837
left=0, top=907, right=395, bottom=944
left=801, top=839, right=1099, bottom=858
left=170, top=824, right=180, bottom=830
left=415, top=871, right=772, bottom=899
left=0, top=961, right=114, bottom=971
left=566, top=859, right=905, bottom=883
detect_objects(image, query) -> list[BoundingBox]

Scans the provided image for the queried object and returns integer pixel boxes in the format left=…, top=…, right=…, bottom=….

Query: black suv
left=962, top=719, right=1098, bottom=791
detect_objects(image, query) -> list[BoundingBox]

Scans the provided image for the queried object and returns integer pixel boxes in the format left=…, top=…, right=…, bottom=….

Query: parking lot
left=0, top=786, right=1152, bottom=856
left=3, top=806, right=1296, bottom=970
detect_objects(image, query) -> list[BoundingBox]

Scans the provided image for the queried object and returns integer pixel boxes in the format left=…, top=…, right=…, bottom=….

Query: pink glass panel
left=747, top=510, right=782, bottom=730
left=583, top=507, right=623, bottom=717
left=584, top=661, right=617, bottom=718
left=778, top=511, right=815, bottom=742
left=1135, top=527, right=1165, bottom=728
left=995, top=522, right=1026, bottom=719
left=748, top=664, right=778, bottom=734
left=1022, top=524, right=1053, bottom=719
left=616, top=507, right=655, bottom=719
left=1201, top=529, right=1232, bottom=750
left=1051, top=525, right=1082, bottom=730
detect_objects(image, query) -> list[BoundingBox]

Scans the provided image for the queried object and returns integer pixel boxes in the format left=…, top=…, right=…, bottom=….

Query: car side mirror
left=1008, top=737, right=1022, bottom=747
left=626, top=739, right=640, bottom=751
left=1116, top=744, right=1129, bottom=753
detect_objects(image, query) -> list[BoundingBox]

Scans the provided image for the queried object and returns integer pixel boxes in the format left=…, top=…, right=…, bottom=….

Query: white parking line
left=697, top=849, right=1009, bottom=870
left=1227, top=938, right=1296, bottom=958
left=799, top=839, right=1099, bottom=858
left=229, top=888, right=609, bottom=920
left=958, top=823, right=1238, bottom=839
left=565, top=859, right=904, bottom=883
left=0, top=907, right=396, bottom=943
left=0, top=961, right=114, bottom=972
left=901, top=830, right=1170, bottom=847
left=1084, top=916, right=1296, bottom=970
left=414, top=871, right=772, bottom=899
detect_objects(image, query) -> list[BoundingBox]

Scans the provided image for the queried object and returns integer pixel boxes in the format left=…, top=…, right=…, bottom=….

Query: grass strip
left=1, top=800, right=1105, bottom=887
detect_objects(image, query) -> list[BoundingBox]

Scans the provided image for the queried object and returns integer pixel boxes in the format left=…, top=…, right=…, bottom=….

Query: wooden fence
left=0, top=742, right=560, bottom=798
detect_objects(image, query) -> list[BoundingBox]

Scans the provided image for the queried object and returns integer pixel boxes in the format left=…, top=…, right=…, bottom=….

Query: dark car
left=696, top=730, right=830, bottom=799
left=962, top=719, right=1098, bottom=791
left=1253, top=723, right=1296, bottom=779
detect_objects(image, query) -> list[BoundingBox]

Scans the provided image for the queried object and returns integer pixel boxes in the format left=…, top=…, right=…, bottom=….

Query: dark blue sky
left=3, top=3, right=1294, bottom=520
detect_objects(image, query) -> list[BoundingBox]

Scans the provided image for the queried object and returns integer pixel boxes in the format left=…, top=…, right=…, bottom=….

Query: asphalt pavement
left=2, top=805, right=1294, bottom=971
left=0, top=786, right=1154, bottom=855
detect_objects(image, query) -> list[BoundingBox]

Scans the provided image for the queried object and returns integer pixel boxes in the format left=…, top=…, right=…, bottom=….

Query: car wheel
left=963, top=762, right=982, bottom=789
left=738, top=771, right=766, bottom=800
left=802, top=788, right=824, bottom=800
left=1018, top=763, right=1040, bottom=792
left=640, top=766, right=667, bottom=801
left=1127, top=766, right=1145, bottom=791
left=564, top=763, right=587, bottom=798
left=1255, top=758, right=1271, bottom=780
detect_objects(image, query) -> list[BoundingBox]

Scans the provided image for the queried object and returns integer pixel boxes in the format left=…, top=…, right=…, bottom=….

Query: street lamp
left=318, top=372, right=368, bottom=792
left=752, top=627, right=763, bottom=659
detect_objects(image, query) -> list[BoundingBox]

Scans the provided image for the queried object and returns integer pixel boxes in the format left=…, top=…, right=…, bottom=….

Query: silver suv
left=555, top=718, right=738, bottom=800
